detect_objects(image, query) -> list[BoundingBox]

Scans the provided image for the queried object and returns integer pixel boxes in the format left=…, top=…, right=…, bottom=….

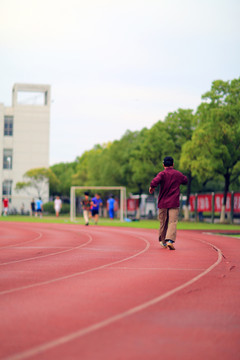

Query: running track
left=0, top=221, right=239, bottom=360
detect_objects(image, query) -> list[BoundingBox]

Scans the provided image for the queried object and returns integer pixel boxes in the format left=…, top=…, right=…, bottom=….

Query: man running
left=81, top=192, right=92, bottom=226
left=149, top=156, right=188, bottom=250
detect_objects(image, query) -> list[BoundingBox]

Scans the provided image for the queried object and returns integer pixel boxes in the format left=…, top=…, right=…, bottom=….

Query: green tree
left=132, top=110, right=195, bottom=218
left=50, top=161, right=77, bottom=196
left=16, top=168, right=59, bottom=198
left=73, top=130, right=148, bottom=194
left=180, top=139, right=202, bottom=220
left=98, top=136, right=133, bottom=188
left=162, top=109, right=196, bottom=220
left=193, top=78, right=240, bottom=222
left=72, top=145, right=106, bottom=187
left=164, top=109, right=196, bottom=160
left=136, top=120, right=173, bottom=177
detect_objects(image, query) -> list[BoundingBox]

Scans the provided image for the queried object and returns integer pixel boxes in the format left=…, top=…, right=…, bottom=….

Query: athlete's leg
left=109, top=209, right=114, bottom=219
left=166, top=208, right=179, bottom=242
left=83, top=210, right=89, bottom=224
left=158, top=208, right=168, bottom=243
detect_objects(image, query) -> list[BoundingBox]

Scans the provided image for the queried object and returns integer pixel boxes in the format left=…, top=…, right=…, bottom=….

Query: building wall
left=0, top=84, right=51, bottom=214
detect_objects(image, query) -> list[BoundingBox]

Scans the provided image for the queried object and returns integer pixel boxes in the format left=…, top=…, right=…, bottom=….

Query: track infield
left=0, top=221, right=239, bottom=360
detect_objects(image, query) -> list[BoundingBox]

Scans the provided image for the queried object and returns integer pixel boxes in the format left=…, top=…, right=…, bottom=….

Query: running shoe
left=166, top=241, right=175, bottom=250
left=159, top=241, right=167, bottom=249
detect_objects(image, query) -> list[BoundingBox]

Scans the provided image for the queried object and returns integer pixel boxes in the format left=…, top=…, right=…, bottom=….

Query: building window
left=2, top=180, right=13, bottom=196
left=3, top=149, right=13, bottom=169
left=4, top=116, right=14, bottom=136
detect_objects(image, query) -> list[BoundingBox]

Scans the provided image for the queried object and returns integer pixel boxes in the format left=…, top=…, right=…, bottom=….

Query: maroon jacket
left=150, top=167, right=188, bottom=209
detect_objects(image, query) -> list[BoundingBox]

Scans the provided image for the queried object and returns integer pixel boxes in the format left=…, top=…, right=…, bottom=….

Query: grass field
left=0, top=215, right=240, bottom=231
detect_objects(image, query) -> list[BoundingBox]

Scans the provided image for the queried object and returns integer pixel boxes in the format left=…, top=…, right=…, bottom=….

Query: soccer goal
left=70, top=186, right=127, bottom=222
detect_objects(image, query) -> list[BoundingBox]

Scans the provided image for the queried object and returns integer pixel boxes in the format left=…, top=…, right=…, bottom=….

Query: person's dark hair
left=84, top=192, right=89, bottom=196
left=163, top=156, right=174, bottom=167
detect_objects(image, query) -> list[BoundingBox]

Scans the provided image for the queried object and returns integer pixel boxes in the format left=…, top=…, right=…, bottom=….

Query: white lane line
left=0, top=223, right=90, bottom=250
left=0, top=235, right=149, bottom=295
left=0, top=231, right=43, bottom=249
left=105, top=267, right=206, bottom=271
left=3, top=236, right=222, bottom=360
left=205, top=232, right=240, bottom=239
left=0, top=232, right=92, bottom=266
left=3, top=246, right=73, bottom=249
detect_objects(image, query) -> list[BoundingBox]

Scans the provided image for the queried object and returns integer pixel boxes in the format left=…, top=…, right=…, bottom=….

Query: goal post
left=70, top=186, right=127, bottom=222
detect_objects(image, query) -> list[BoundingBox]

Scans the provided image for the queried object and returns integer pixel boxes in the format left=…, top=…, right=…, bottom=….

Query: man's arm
left=149, top=172, right=162, bottom=194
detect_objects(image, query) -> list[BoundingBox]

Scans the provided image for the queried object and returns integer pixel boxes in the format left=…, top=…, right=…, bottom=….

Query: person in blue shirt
left=35, top=197, right=43, bottom=218
left=107, top=195, right=115, bottom=220
left=91, top=193, right=103, bottom=224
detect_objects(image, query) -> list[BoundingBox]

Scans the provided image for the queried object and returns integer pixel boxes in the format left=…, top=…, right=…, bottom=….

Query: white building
left=0, top=83, right=51, bottom=214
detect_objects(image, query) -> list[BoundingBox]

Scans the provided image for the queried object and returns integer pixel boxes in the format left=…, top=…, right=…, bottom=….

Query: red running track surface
left=0, top=221, right=239, bottom=360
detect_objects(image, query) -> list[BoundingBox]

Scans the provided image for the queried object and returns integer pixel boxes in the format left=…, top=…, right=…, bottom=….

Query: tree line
left=17, top=78, right=240, bottom=221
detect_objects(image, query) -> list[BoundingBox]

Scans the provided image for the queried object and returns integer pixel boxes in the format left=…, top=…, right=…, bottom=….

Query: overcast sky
left=1, top=0, right=239, bottom=165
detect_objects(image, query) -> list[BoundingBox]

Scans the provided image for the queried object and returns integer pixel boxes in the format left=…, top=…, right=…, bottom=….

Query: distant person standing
left=54, top=196, right=62, bottom=217
left=107, top=195, right=115, bottom=220
left=81, top=192, right=92, bottom=226
left=149, top=156, right=188, bottom=250
left=35, top=197, right=43, bottom=218
left=3, top=197, right=9, bottom=216
left=30, top=199, right=35, bottom=216
left=91, top=193, right=103, bottom=224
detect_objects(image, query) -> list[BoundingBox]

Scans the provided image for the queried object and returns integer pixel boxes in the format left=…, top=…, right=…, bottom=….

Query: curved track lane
left=0, top=222, right=239, bottom=360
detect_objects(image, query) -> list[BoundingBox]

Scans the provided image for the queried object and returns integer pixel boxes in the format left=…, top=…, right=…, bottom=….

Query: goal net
left=70, top=186, right=127, bottom=222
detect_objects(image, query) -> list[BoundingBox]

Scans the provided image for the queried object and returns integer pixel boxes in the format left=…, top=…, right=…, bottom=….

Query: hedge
left=43, top=201, right=70, bottom=215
